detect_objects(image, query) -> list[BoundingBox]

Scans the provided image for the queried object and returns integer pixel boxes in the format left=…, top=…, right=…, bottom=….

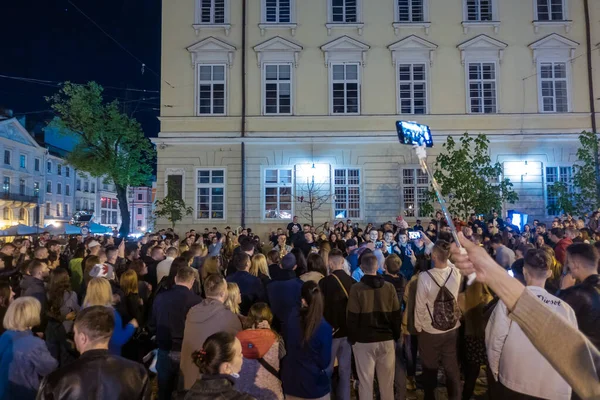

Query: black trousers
left=418, top=330, right=462, bottom=400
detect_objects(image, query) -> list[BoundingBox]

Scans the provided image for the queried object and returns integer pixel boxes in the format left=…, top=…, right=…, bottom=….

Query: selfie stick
left=413, top=144, right=477, bottom=285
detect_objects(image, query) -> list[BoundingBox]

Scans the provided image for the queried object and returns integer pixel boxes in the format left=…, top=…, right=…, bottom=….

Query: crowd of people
left=0, top=212, right=598, bottom=400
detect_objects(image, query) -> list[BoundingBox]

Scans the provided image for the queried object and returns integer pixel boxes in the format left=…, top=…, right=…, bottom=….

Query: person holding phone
left=393, top=230, right=417, bottom=280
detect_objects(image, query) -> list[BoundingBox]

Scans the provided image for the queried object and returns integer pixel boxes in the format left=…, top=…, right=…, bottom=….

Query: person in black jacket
left=319, top=249, right=354, bottom=400
left=37, top=306, right=151, bottom=400
left=557, top=243, right=600, bottom=349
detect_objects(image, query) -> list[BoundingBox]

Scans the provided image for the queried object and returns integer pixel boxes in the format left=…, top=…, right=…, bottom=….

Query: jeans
left=418, top=330, right=461, bottom=400
left=353, top=340, right=395, bottom=400
left=329, top=337, right=352, bottom=400
left=394, top=339, right=407, bottom=400
left=157, top=349, right=181, bottom=400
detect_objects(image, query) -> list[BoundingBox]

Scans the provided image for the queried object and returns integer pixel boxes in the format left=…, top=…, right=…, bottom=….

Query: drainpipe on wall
left=584, top=0, right=600, bottom=203
left=240, top=0, right=247, bottom=227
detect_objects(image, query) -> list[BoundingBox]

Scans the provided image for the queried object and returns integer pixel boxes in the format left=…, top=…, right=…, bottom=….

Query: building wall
left=43, top=155, right=76, bottom=225
left=156, top=0, right=600, bottom=234
left=127, top=186, right=154, bottom=234
left=74, top=172, right=121, bottom=229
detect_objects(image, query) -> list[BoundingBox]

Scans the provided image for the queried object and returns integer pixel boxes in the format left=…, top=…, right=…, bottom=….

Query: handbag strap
left=331, top=273, right=349, bottom=298
left=257, top=357, right=280, bottom=380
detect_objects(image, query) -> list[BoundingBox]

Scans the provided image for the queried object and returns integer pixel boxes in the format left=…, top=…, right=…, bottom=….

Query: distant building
left=74, top=172, right=121, bottom=230
left=127, top=186, right=154, bottom=234
left=43, top=149, right=76, bottom=227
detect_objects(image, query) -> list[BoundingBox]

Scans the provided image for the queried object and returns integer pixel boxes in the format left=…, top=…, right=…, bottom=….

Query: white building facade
left=127, top=186, right=154, bottom=234
left=155, top=0, right=600, bottom=234
left=74, top=172, right=121, bottom=230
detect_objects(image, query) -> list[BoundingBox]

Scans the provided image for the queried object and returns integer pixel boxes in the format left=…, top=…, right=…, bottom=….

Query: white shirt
left=157, top=256, right=175, bottom=284
left=414, top=264, right=462, bottom=334
left=486, top=286, right=577, bottom=400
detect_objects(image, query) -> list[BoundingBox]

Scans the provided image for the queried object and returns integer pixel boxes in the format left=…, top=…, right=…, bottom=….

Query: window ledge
left=258, top=23, right=298, bottom=36
left=192, top=23, right=231, bottom=36
left=325, top=22, right=364, bottom=36
left=533, top=20, right=572, bottom=33
left=393, top=22, right=431, bottom=35
left=461, top=21, right=500, bottom=34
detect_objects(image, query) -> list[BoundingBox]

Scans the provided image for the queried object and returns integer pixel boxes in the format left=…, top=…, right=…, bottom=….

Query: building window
left=137, top=220, right=143, bottom=227
left=198, top=0, right=226, bottom=24
left=196, top=169, right=226, bottom=219
left=465, top=0, right=494, bottom=21
left=264, top=64, right=292, bottom=115
left=3, top=208, right=9, bottom=220
left=65, top=167, right=70, bottom=177
left=331, top=63, right=360, bottom=114
left=264, top=0, right=291, bottom=23
left=197, top=65, right=226, bottom=115
left=47, top=161, right=52, bottom=173
left=46, top=181, right=52, bottom=194
left=330, top=0, right=358, bottom=23
left=397, top=0, right=424, bottom=22
left=90, top=201, right=95, bottom=211
left=3, top=150, right=10, bottom=166
left=263, top=168, right=293, bottom=220
left=137, top=193, right=143, bottom=201
left=45, top=202, right=51, bottom=216
left=57, top=183, right=62, bottom=195
left=19, top=155, right=26, bottom=169
left=33, top=182, right=40, bottom=197
left=64, top=204, right=69, bottom=216
left=138, top=208, right=143, bottom=215
left=402, top=168, right=430, bottom=217
left=536, top=0, right=565, bottom=21
left=76, top=199, right=81, bottom=211
left=546, top=166, right=572, bottom=215
left=76, top=179, right=81, bottom=191
left=56, top=203, right=61, bottom=217
left=3, top=177, right=9, bottom=195
left=57, top=164, right=62, bottom=176
left=91, top=182, right=96, bottom=193
left=19, top=208, right=26, bottom=221
left=84, top=200, right=89, bottom=210
left=19, top=179, right=25, bottom=195
left=539, top=62, right=569, bottom=113
left=65, top=185, right=70, bottom=196
left=333, top=168, right=361, bottom=219
left=398, top=63, right=427, bottom=114
left=467, top=62, right=497, bottom=113
left=84, top=181, right=89, bottom=192
left=166, top=173, right=184, bottom=199
left=34, top=158, right=40, bottom=172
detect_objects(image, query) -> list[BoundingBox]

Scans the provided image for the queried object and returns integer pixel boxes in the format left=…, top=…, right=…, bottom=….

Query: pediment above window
left=388, top=35, right=438, bottom=66
left=320, top=36, right=370, bottom=66
left=186, top=37, right=237, bottom=67
left=457, top=34, right=507, bottom=64
left=253, top=36, right=303, bottom=66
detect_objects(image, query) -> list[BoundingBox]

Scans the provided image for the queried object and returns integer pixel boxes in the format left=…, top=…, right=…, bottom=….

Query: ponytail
left=300, top=280, right=324, bottom=344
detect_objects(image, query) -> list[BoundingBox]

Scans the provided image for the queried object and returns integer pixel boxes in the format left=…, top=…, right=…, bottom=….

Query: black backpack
left=425, top=271, right=460, bottom=331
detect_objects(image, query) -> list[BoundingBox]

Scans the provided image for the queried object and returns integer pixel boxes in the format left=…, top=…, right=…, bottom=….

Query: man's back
left=266, top=276, right=303, bottom=333
left=557, top=274, right=600, bottom=349
left=37, top=349, right=150, bottom=400
left=226, top=271, right=264, bottom=315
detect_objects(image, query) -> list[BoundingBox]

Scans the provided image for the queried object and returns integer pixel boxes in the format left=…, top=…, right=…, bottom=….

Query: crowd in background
left=0, top=210, right=597, bottom=400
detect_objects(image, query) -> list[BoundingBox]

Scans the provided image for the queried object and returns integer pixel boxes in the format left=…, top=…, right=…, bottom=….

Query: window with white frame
left=46, top=181, right=52, bottom=194
left=397, top=0, right=425, bottom=22
left=264, top=0, right=292, bottom=23
left=536, top=0, right=565, bottom=21
left=399, top=63, right=427, bottom=114
left=45, top=203, right=51, bottom=216
left=333, top=168, right=361, bottom=219
left=76, top=199, right=81, bottom=211
left=19, top=155, right=26, bottom=169
left=465, top=0, right=494, bottom=21
left=34, top=158, right=40, bottom=172
left=57, top=164, right=62, bottom=176
left=57, top=183, right=62, bottom=195
left=198, top=0, right=226, bottom=24
left=197, top=65, right=226, bottom=115
left=330, top=0, right=358, bottom=23
left=264, top=64, right=292, bottom=115
left=66, top=184, right=70, bottom=196
left=3, top=150, right=10, bottom=166
left=467, top=62, right=497, bottom=113
left=331, top=63, right=360, bottom=114
left=539, top=62, right=569, bottom=113
left=263, top=168, right=293, bottom=220
left=546, top=166, right=572, bottom=215
left=196, top=169, right=225, bottom=219
left=56, top=203, right=61, bottom=217
left=64, top=204, right=69, bottom=217
left=402, top=168, right=429, bottom=217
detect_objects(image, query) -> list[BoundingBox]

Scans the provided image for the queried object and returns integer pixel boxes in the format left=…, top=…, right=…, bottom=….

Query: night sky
left=0, top=0, right=162, bottom=138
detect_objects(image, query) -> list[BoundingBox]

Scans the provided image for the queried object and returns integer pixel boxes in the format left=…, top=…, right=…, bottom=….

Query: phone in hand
left=408, top=231, right=421, bottom=240
left=375, top=241, right=383, bottom=249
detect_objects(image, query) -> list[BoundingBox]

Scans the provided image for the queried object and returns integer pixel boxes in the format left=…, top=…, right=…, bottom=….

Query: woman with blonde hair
left=540, top=245, right=563, bottom=293
left=225, top=282, right=242, bottom=315
left=83, top=277, right=138, bottom=355
left=0, top=297, right=57, bottom=399
left=250, top=254, right=271, bottom=287
left=120, top=269, right=144, bottom=326
left=202, top=256, right=222, bottom=282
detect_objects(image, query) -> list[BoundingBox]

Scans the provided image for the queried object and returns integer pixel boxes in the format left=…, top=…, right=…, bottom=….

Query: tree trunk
left=116, top=184, right=130, bottom=237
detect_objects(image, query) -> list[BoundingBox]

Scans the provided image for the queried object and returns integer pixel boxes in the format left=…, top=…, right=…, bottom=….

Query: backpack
left=236, top=329, right=280, bottom=379
left=425, top=270, right=460, bottom=331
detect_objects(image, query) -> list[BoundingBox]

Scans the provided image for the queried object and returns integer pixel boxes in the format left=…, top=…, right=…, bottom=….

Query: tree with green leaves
left=47, top=82, right=155, bottom=237
left=547, top=181, right=576, bottom=216
left=154, top=181, right=193, bottom=229
left=572, top=131, right=600, bottom=215
left=425, top=133, right=518, bottom=221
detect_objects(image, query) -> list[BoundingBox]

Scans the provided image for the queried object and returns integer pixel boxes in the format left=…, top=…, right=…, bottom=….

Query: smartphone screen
left=375, top=241, right=383, bottom=249
left=396, top=121, right=433, bottom=148
left=408, top=231, right=421, bottom=240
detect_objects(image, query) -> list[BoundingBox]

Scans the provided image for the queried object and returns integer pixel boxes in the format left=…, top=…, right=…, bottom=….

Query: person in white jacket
left=486, top=248, right=577, bottom=400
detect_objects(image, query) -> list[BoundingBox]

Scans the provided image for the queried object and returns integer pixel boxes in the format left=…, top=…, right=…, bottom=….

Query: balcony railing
left=1, top=193, right=39, bottom=203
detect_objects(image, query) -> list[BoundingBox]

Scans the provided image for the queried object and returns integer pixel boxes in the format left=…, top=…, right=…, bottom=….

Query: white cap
left=88, top=240, right=101, bottom=248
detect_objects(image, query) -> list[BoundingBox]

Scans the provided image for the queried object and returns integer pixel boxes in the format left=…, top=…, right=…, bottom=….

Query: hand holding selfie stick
left=414, top=144, right=477, bottom=285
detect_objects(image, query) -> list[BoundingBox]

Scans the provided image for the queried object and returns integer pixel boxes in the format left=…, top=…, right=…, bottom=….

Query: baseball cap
left=88, top=240, right=101, bottom=248
left=346, top=239, right=357, bottom=247
left=89, top=263, right=115, bottom=280
left=281, top=253, right=297, bottom=270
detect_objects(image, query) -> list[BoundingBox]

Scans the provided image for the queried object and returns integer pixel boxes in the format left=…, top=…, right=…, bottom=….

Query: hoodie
left=180, top=298, right=242, bottom=390
left=20, top=275, right=47, bottom=311
left=346, top=275, right=401, bottom=344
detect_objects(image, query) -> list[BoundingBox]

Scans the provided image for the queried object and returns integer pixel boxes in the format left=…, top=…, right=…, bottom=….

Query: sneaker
left=407, top=376, right=416, bottom=391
